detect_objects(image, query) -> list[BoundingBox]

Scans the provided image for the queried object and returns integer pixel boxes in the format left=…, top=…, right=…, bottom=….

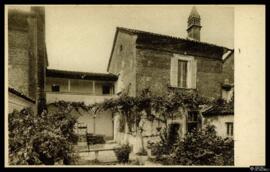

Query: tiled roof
left=46, top=69, right=118, bottom=81
left=117, top=27, right=230, bottom=50
left=107, top=27, right=233, bottom=71
left=202, top=99, right=234, bottom=116
left=8, top=87, right=35, bottom=103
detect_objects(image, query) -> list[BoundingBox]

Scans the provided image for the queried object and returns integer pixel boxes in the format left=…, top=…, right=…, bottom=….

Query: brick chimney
left=31, top=7, right=47, bottom=114
left=187, top=6, right=202, bottom=41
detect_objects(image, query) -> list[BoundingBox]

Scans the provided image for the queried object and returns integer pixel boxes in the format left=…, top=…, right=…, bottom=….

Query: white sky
left=8, top=5, right=234, bottom=73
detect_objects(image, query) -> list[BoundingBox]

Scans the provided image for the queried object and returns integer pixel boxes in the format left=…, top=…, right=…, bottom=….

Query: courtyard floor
left=74, top=140, right=162, bottom=166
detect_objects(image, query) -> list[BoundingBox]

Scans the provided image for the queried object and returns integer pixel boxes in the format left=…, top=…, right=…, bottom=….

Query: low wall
left=114, top=132, right=160, bottom=154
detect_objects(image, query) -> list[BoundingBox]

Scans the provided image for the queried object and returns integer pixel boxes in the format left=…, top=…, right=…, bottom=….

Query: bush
left=113, top=144, right=132, bottom=163
left=167, top=125, right=234, bottom=165
left=147, top=126, right=179, bottom=160
left=8, top=108, right=79, bottom=165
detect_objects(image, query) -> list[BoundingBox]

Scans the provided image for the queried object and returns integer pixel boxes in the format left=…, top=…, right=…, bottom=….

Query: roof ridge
left=116, top=26, right=231, bottom=50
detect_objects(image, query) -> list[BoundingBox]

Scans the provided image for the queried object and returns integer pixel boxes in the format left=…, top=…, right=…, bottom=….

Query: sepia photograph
left=4, top=5, right=265, bottom=167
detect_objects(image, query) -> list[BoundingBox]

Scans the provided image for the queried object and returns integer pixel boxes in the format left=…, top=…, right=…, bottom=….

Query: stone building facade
left=8, top=7, right=48, bottom=114
left=107, top=7, right=234, bottom=149
left=107, top=28, right=233, bottom=100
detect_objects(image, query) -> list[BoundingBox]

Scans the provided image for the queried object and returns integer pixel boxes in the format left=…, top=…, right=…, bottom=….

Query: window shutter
left=190, top=59, right=197, bottom=89
left=170, top=57, right=178, bottom=87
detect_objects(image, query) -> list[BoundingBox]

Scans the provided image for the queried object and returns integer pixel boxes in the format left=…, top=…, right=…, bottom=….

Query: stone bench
left=80, top=146, right=121, bottom=161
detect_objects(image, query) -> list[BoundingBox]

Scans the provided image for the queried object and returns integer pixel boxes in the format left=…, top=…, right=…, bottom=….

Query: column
left=68, top=79, right=71, bottom=92
left=92, top=81, right=95, bottom=95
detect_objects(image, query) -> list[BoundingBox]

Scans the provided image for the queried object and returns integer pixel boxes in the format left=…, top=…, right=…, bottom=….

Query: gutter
left=222, top=49, right=234, bottom=62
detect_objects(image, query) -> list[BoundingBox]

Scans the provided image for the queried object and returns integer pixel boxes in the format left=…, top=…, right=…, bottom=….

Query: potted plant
left=113, top=144, right=132, bottom=164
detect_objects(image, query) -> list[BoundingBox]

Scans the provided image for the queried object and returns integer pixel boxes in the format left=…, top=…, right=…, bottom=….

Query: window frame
left=51, top=84, right=60, bottom=92
left=178, top=59, right=188, bottom=88
left=170, top=54, right=196, bottom=89
left=102, top=84, right=111, bottom=95
left=187, top=111, right=200, bottom=133
left=226, top=122, right=233, bottom=136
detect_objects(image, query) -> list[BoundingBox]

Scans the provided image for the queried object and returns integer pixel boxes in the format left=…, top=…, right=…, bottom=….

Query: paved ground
left=75, top=141, right=119, bottom=163
left=75, top=140, right=162, bottom=166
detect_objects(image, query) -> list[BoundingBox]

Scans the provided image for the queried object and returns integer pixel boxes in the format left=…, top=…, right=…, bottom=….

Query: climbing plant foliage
left=95, top=88, right=210, bottom=132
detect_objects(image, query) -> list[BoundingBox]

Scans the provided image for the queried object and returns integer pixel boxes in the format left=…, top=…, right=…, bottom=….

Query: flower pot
left=137, top=155, right=148, bottom=165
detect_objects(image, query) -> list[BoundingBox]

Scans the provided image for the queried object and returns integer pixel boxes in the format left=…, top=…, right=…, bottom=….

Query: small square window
left=52, top=84, right=60, bottom=92
left=102, top=85, right=111, bottom=95
left=120, top=45, right=123, bottom=51
left=118, top=45, right=123, bottom=54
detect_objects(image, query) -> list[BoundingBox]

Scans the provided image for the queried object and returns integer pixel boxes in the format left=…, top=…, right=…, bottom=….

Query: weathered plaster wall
left=46, top=77, right=114, bottom=95
left=8, top=92, right=35, bottom=113
left=46, top=92, right=115, bottom=105
left=46, top=77, right=69, bottom=92
left=203, top=114, right=234, bottom=138
left=47, top=105, right=114, bottom=139
left=222, top=53, right=234, bottom=84
left=108, top=32, right=137, bottom=96
left=75, top=110, right=114, bottom=139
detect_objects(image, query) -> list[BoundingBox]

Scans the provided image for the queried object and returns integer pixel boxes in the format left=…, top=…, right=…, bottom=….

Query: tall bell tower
left=187, top=6, right=202, bottom=41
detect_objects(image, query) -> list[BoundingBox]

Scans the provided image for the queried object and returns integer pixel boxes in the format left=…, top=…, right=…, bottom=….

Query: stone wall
left=113, top=109, right=188, bottom=153
left=135, top=47, right=224, bottom=99
left=136, top=48, right=172, bottom=95
left=8, top=22, right=33, bottom=98
left=196, top=56, right=223, bottom=99
left=8, top=8, right=47, bottom=113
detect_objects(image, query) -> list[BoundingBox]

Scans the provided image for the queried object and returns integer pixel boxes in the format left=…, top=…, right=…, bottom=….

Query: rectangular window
left=52, top=84, right=60, bottom=92
left=178, top=60, right=188, bottom=88
left=170, top=55, right=197, bottom=89
left=102, top=85, right=111, bottom=95
left=187, top=111, right=199, bottom=133
left=226, top=122, right=233, bottom=136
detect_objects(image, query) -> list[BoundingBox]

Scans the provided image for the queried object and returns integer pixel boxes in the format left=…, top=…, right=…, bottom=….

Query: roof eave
left=8, top=87, right=36, bottom=103
left=47, top=69, right=118, bottom=81
left=107, top=28, right=119, bottom=72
